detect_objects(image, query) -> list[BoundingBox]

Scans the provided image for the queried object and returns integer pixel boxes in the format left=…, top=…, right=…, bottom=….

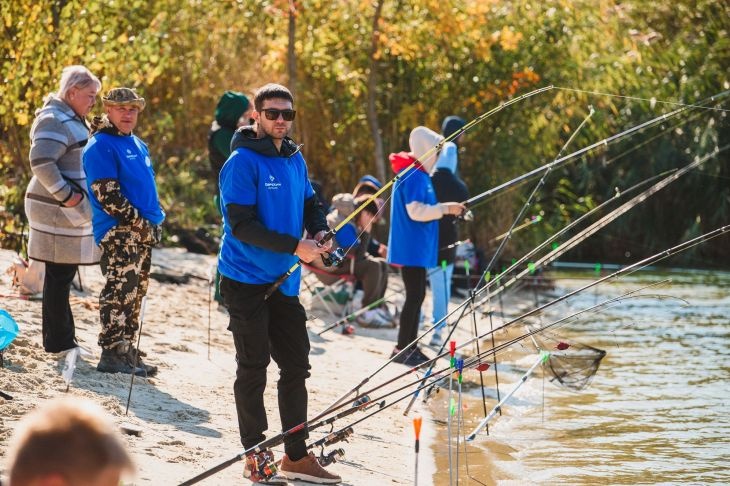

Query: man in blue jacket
left=219, top=83, right=341, bottom=484
left=83, top=87, right=164, bottom=377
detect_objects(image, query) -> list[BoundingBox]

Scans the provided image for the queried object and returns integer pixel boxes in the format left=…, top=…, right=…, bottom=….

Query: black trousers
left=42, top=262, right=78, bottom=353
left=398, top=266, right=426, bottom=350
left=220, top=276, right=311, bottom=461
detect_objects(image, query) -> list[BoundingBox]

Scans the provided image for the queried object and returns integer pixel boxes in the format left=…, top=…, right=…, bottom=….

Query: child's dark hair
left=354, top=195, right=379, bottom=215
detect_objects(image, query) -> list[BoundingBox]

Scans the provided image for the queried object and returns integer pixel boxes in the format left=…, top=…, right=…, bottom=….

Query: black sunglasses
left=261, top=108, right=296, bottom=121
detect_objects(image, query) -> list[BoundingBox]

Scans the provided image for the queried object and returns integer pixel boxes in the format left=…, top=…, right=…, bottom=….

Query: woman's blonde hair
left=58, top=65, right=101, bottom=100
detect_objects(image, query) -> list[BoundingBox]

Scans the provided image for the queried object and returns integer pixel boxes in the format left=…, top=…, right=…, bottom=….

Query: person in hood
left=208, top=90, right=251, bottom=189
left=218, top=83, right=342, bottom=484
left=428, top=141, right=469, bottom=346
left=209, top=91, right=251, bottom=304
left=24, top=65, right=101, bottom=354
left=441, top=115, right=466, bottom=175
left=387, top=126, right=465, bottom=367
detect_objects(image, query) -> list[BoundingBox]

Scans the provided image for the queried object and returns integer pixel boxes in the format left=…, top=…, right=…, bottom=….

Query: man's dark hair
left=254, top=83, right=294, bottom=111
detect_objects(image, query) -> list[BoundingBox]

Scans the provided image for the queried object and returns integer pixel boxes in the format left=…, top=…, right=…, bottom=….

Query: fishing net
left=545, top=341, right=606, bottom=391
left=527, top=329, right=606, bottom=391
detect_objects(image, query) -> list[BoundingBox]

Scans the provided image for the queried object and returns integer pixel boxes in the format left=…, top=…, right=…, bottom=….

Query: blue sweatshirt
left=83, top=133, right=164, bottom=243
left=218, top=143, right=316, bottom=296
left=387, top=169, right=439, bottom=268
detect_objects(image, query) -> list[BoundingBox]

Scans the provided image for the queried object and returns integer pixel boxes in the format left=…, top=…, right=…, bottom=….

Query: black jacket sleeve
left=303, top=194, right=330, bottom=237
left=227, top=203, right=300, bottom=254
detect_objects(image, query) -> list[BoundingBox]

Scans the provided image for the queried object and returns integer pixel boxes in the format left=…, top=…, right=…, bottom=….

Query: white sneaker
left=357, top=309, right=391, bottom=328
left=350, top=290, right=364, bottom=312
left=375, top=307, right=397, bottom=327
left=429, top=322, right=446, bottom=347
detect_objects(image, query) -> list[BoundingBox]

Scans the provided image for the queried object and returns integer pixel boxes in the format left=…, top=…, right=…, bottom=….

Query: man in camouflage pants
left=83, top=87, right=164, bottom=376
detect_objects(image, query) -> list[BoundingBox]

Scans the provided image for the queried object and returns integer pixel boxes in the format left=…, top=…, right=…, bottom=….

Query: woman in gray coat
left=24, top=66, right=101, bottom=353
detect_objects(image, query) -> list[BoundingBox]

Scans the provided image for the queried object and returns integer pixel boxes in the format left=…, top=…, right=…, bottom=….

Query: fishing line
left=403, top=169, right=675, bottom=414
left=469, top=105, right=594, bottom=407
left=474, top=107, right=595, bottom=292
left=464, top=89, right=730, bottom=208
left=474, top=144, right=729, bottom=310
left=315, top=285, right=675, bottom=441
left=553, top=86, right=730, bottom=113
left=180, top=234, right=728, bottom=485
left=265, top=86, right=556, bottom=301
left=466, top=103, right=721, bottom=213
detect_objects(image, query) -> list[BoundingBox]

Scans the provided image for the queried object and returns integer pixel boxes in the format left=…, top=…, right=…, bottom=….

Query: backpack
left=6, top=256, right=45, bottom=295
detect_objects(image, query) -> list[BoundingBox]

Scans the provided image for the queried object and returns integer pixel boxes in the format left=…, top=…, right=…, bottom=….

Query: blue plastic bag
left=0, top=309, right=19, bottom=351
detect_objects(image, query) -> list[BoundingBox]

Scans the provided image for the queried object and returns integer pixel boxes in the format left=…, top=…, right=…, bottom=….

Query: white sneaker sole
left=281, top=471, right=340, bottom=484
left=251, top=474, right=288, bottom=485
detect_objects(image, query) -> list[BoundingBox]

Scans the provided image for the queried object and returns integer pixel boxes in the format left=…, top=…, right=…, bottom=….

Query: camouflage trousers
left=98, top=226, right=153, bottom=348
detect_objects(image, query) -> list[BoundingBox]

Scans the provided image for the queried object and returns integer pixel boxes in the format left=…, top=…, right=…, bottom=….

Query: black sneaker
left=97, top=347, right=146, bottom=376
left=390, top=346, right=430, bottom=367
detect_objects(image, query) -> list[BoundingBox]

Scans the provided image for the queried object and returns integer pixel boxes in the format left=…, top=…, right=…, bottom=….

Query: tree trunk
left=366, top=0, right=386, bottom=184
left=287, top=0, right=297, bottom=97
left=288, top=0, right=300, bottom=140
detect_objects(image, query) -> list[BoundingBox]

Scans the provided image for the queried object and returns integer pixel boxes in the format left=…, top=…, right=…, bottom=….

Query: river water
left=427, top=268, right=730, bottom=485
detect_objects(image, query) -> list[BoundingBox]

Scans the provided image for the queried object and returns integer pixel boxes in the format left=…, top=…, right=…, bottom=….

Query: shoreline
left=1, top=247, right=452, bottom=485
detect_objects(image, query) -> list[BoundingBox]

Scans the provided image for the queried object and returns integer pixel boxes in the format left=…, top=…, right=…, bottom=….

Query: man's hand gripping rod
left=263, top=230, right=343, bottom=301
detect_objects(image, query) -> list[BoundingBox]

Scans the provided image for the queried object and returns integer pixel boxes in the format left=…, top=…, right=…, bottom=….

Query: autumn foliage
left=1, top=0, right=728, bottom=266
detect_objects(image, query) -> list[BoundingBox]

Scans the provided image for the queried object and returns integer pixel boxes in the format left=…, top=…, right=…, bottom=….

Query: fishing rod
left=488, top=216, right=543, bottom=244
left=466, top=104, right=719, bottom=214
left=433, top=93, right=729, bottom=358
left=260, top=86, right=556, bottom=301
left=416, top=148, right=729, bottom=403
left=315, top=296, right=387, bottom=335
left=402, top=169, right=674, bottom=414
left=422, top=145, right=727, bottom=407
left=316, top=290, right=401, bottom=336
left=466, top=351, right=550, bottom=441
left=306, top=285, right=665, bottom=441
left=299, top=282, right=678, bottom=454
left=181, top=102, right=727, bottom=485
left=326, top=108, right=587, bottom=417
left=473, top=144, right=729, bottom=310
left=446, top=144, right=727, bottom=347
left=179, top=267, right=703, bottom=485
left=464, top=89, right=730, bottom=208
left=325, top=207, right=727, bottom=424
left=474, top=107, right=595, bottom=293
left=181, top=279, right=666, bottom=486
left=446, top=107, right=593, bottom=423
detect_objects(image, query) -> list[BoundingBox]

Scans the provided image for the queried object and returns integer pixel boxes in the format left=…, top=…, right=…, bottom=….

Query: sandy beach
left=0, top=246, right=526, bottom=485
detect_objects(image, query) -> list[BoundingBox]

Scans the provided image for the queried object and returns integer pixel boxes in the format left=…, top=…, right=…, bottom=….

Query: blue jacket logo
left=265, top=174, right=282, bottom=189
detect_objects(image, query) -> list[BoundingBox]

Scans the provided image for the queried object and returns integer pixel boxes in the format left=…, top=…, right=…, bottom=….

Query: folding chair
left=301, top=260, right=357, bottom=320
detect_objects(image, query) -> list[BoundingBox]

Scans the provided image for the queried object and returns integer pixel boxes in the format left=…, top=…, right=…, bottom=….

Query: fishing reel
left=318, top=448, right=345, bottom=467
left=351, top=395, right=371, bottom=408
left=314, top=229, right=345, bottom=267
left=460, top=209, right=474, bottom=222
left=321, top=426, right=354, bottom=447
left=246, top=452, right=279, bottom=482
left=321, top=247, right=345, bottom=267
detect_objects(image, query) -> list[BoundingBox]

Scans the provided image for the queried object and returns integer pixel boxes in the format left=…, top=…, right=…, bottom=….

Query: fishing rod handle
left=178, top=453, right=245, bottom=486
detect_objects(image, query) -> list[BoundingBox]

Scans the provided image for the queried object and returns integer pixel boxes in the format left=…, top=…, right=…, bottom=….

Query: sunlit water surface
left=431, top=269, right=730, bottom=485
